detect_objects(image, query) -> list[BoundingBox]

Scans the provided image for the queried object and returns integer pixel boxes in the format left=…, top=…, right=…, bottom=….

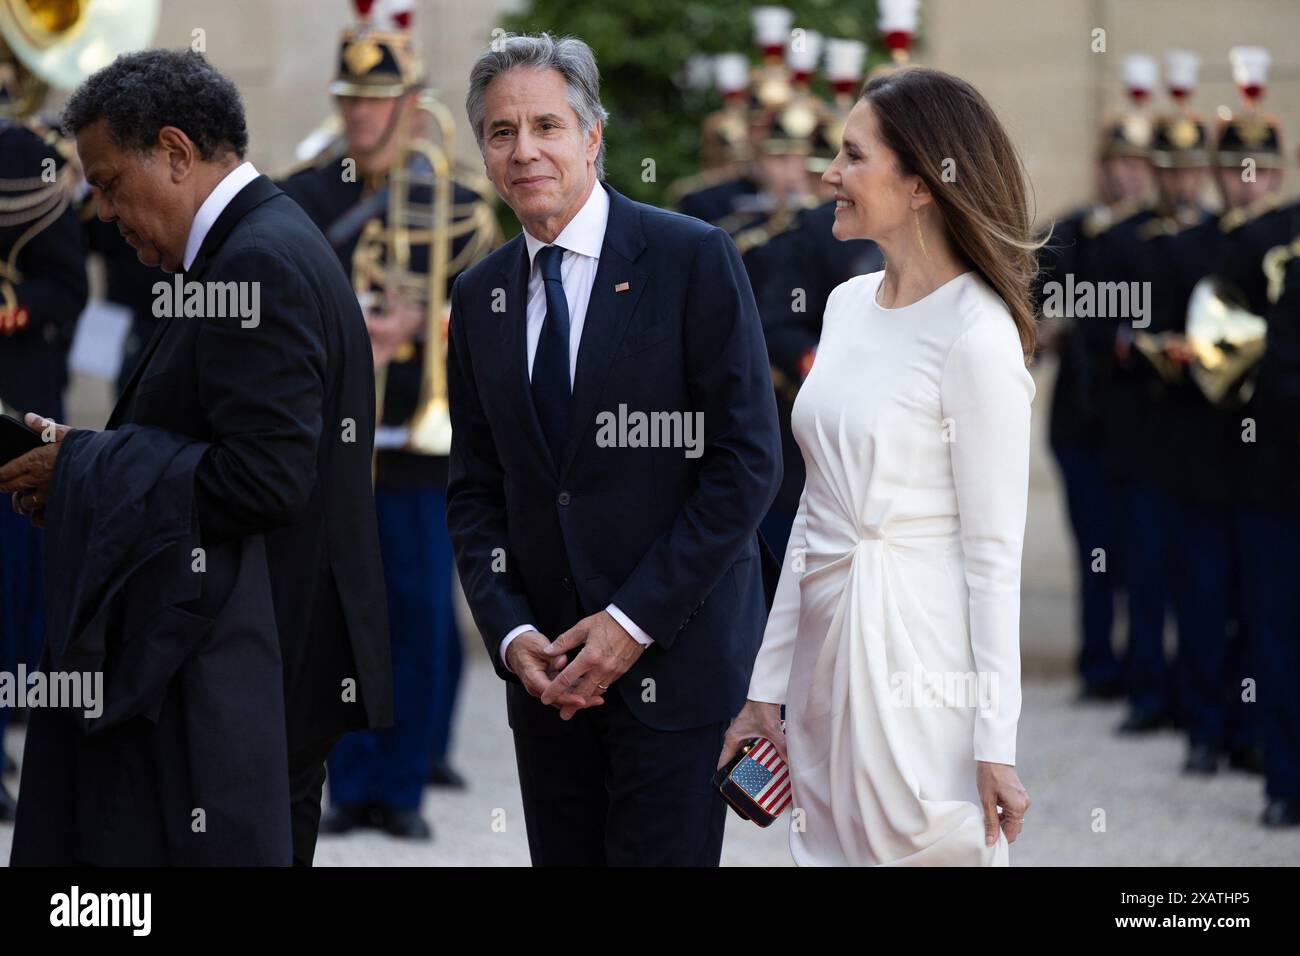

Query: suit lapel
left=106, top=176, right=283, bottom=428
left=106, top=313, right=172, bottom=429
left=559, top=186, right=647, bottom=478
left=184, top=175, right=282, bottom=280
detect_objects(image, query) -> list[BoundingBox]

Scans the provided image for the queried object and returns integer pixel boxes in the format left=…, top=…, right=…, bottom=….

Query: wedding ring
left=596, top=682, right=609, bottom=690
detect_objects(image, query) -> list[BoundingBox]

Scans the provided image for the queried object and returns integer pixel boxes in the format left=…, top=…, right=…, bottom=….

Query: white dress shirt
left=499, top=182, right=653, bottom=671
left=183, top=161, right=260, bottom=271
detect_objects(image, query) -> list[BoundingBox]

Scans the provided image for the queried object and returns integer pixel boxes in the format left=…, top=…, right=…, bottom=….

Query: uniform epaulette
left=273, top=133, right=346, bottom=182
left=1219, top=193, right=1283, bottom=234
left=1081, top=198, right=1144, bottom=238
left=14, top=116, right=77, bottom=165
left=1262, top=233, right=1300, bottom=305
left=666, top=167, right=743, bottom=206
left=731, top=196, right=817, bottom=256
left=1136, top=207, right=1204, bottom=241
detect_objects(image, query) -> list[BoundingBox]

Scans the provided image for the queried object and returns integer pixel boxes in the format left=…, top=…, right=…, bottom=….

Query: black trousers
left=511, top=687, right=728, bottom=866
left=285, top=579, right=368, bottom=867
left=289, top=760, right=328, bottom=867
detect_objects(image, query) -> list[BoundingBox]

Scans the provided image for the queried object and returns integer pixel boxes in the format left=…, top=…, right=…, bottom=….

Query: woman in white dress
left=721, top=67, right=1037, bottom=866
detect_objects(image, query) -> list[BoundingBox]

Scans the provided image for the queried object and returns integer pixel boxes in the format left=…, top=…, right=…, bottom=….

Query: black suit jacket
left=107, top=174, right=391, bottom=760
left=447, top=183, right=782, bottom=733
left=12, top=426, right=291, bottom=865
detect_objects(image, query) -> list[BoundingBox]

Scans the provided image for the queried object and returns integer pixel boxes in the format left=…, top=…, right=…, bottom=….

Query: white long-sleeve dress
left=747, top=269, right=1034, bottom=866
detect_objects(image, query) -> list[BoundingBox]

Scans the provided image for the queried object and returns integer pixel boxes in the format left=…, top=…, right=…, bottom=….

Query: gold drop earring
left=913, top=207, right=930, bottom=261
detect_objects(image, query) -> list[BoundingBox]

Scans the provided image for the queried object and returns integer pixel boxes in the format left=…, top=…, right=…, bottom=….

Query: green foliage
left=497, top=0, right=883, bottom=210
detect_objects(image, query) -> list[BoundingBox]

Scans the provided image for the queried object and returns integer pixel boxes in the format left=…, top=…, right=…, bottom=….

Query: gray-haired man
left=446, top=33, right=782, bottom=865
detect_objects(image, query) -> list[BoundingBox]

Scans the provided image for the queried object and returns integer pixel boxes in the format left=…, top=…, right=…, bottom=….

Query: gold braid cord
left=0, top=165, right=73, bottom=286
left=446, top=199, right=500, bottom=275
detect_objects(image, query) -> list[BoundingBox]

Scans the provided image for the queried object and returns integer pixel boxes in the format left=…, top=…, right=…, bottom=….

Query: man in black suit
left=447, top=33, right=782, bottom=866
left=2, top=49, right=390, bottom=865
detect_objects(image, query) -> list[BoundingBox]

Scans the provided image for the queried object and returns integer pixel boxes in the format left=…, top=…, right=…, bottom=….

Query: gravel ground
left=9, top=669, right=1293, bottom=866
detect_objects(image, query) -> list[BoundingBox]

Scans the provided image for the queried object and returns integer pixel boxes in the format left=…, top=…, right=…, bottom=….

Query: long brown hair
left=862, top=67, right=1039, bottom=359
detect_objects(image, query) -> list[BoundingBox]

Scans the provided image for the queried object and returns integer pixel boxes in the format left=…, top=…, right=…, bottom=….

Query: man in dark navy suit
left=447, top=34, right=782, bottom=866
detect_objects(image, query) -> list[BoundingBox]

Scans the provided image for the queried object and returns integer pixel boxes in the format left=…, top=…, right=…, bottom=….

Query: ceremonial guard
left=278, top=1, right=498, bottom=838
left=751, top=192, right=880, bottom=558
left=1203, top=48, right=1300, bottom=822
left=1039, top=53, right=1156, bottom=703
left=746, top=25, right=892, bottom=557
left=1232, top=221, right=1300, bottom=825
left=1148, top=48, right=1286, bottom=776
left=0, top=25, right=91, bottom=820
left=669, top=53, right=760, bottom=224
left=672, top=6, right=811, bottom=229
left=1081, top=51, right=1214, bottom=736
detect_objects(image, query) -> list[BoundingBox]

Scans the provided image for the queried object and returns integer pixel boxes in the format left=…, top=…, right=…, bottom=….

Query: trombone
left=353, top=89, right=454, bottom=456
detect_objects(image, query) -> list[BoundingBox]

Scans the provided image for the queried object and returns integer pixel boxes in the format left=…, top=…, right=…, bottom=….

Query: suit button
left=561, top=576, right=573, bottom=591
left=557, top=491, right=571, bottom=506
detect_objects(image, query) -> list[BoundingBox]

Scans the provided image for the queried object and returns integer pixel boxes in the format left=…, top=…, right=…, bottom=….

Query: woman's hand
left=719, top=699, right=786, bottom=770
left=976, top=761, right=1029, bottom=846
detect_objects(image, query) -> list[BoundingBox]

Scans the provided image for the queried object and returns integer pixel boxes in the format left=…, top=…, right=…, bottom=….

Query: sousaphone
left=0, top=0, right=160, bottom=116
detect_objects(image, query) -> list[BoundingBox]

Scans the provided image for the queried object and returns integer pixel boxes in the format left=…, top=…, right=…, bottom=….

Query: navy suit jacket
left=446, top=183, right=782, bottom=732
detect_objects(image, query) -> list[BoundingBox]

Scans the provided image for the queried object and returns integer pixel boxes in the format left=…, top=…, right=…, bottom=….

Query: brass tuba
left=352, top=88, right=455, bottom=456
left=1184, top=276, right=1269, bottom=406
left=0, top=0, right=160, bottom=117
left=1, top=0, right=159, bottom=331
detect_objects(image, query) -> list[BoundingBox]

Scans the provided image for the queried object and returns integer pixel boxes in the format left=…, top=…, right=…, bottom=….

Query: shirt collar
left=522, top=180, right=609, bottom=268
left=183, top=161, right=260, bottom=271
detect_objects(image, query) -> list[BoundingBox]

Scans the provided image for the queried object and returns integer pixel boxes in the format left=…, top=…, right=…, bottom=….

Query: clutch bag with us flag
left=713, top=736, right=793, bottom=827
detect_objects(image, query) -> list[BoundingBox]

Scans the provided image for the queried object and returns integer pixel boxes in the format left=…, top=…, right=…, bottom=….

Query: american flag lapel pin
left=614, top=281, right=630, bottom=293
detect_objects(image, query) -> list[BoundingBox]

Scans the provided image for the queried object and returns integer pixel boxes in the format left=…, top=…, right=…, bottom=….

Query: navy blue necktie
left=531, top=244, right=571, bottom=466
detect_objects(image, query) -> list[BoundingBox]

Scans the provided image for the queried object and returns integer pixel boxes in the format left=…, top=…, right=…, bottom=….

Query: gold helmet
left=1098, top=54, right=1157, bottom=160
left=698, top=53, right=752, bottom=169
left=331, top=0, right=423, bottom=98
left=1213, top=47, right=1283, bottom=170
left=1151, top=51, right=1208, bottom=168
left=748, top=5, right=794, bottom=115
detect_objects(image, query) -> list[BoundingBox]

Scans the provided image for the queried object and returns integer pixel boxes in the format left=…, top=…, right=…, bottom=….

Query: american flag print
left=732, top=738, right=792, bottom=816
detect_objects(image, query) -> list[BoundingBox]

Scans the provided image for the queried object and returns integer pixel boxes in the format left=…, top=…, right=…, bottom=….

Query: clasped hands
left=0, top=412, right=71, bottom=528
left=507, top=610, right=647, bottom=720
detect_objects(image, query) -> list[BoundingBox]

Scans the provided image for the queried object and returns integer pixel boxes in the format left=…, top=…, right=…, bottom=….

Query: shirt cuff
left=606, top=604, right=653, bottom=646
left=499, top=624, right=538, bottom=673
